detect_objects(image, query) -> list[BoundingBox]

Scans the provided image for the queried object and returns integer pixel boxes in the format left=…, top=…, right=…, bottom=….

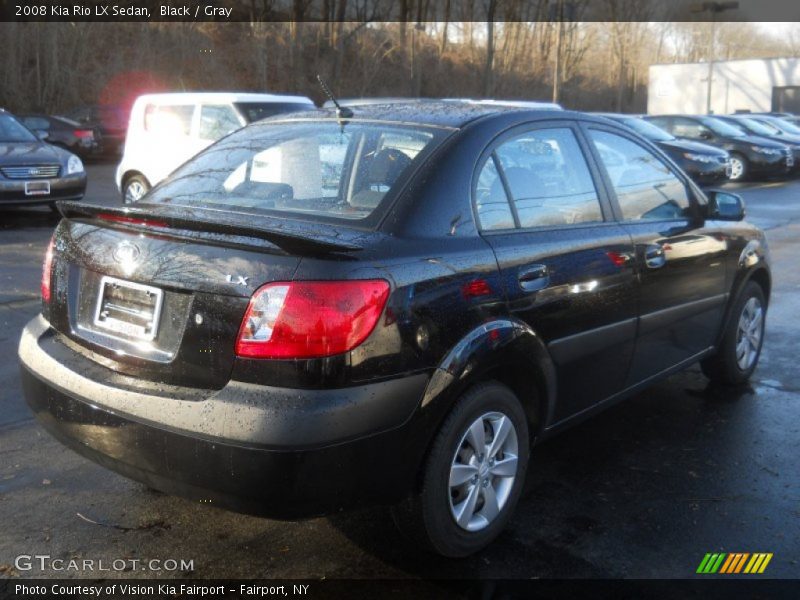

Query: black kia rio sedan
left=19, top=103, right=770, bottom=557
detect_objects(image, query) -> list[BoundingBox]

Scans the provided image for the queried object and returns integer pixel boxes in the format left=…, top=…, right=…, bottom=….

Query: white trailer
left=648, top=57, right=800, bottom=115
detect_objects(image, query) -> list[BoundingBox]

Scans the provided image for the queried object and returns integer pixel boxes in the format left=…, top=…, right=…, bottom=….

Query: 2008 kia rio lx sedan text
left=19, top=103, right=770, bottom=557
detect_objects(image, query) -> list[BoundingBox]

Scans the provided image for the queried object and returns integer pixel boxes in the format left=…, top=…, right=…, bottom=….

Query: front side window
left=145, top=121, right=443, bottom=223
left=476, top=127, right=603, bottom=229
left=199, top=104, right=242, bottom=141
left=589, top=129, right=691, bottom=221
left=671, top=117, right=709, bottom=140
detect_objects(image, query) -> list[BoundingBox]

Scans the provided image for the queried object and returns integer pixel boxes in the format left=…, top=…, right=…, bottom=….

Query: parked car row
left=644, top=113, right=797, bottom=182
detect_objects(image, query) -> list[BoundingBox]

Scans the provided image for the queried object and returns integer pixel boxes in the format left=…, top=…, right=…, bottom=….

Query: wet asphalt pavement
left=0, top=166, right=798, bottom=580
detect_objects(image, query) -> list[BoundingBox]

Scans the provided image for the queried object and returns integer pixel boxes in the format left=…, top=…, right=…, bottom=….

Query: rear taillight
left=236, top=280, right=390, bottom=359
left=41, top=235, right=55, bottom=303
left=73, top=129, right=94, bottom=139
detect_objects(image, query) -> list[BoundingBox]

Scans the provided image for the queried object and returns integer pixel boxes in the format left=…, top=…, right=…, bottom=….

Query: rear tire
left=728, top=153, right=749, bottom=182
left=701, top=281, right=766, bottom=385
left=392, top=381, right=529, bottom=557
left=123, top=174, right=150, bottom=204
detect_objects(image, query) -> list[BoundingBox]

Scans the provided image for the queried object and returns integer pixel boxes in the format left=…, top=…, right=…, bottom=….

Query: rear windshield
left=235, top=102, right=315, bottom=123
left=145, top=120, right=445, bottom=223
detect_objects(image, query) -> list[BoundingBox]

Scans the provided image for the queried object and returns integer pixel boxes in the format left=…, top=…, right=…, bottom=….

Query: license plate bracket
left=25, top=181, right=51, bottom=196
left=93, top=276, right=163, bottom=341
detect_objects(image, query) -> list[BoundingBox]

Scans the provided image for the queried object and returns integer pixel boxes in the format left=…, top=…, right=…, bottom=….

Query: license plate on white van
left=25, top=181, right=50, bottom=196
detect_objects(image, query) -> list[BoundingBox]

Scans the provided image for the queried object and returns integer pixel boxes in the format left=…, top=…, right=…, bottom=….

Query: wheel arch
left=121, top=170, right=150, bottom=188
left=420, top=319, right=557, bottom=443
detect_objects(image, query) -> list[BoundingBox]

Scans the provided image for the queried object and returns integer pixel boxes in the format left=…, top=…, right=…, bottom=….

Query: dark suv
left=19, top=104, right=771, bottom=557
left=645, top=114, right=792, bottom=182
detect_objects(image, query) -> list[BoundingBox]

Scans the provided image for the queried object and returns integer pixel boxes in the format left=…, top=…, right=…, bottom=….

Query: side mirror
left=706, top=190, right=745, bottom=221
left=35, top=130, right=49, bottom=140
left=699, top=130, right=713, bottom=140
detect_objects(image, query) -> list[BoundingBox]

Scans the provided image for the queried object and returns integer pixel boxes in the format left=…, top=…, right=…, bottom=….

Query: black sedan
left=64, top=104, right=129, bottom=157
left=716, top=115, right=800, bottom=174
left=17, top=114, right=101, bottom=160
left=0, top=109, right=86, bottom=210
left=20, top=103, right=769, bottom=557
left=598, top=113, right=729, bottom=184
left=645, top=114, right=792, bottom=182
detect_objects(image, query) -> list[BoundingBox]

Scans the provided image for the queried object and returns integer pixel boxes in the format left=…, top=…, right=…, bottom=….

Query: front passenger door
left=586, top=127, right=728, bottom=386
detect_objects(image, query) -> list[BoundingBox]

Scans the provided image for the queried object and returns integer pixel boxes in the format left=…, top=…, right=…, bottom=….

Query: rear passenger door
left=584, top=125, right=728, bottom=385
left=476, top=122, right=638, bottom=423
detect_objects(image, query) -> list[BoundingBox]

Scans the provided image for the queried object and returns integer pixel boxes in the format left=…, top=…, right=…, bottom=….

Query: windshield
left=737, top=117, right=779, bottom=136
left=701, top=117, right=746, bottom=137
left=146, top=121, right=445, bottom=223
left=766, top=117, right=800, bottom=135
left=620, top=117, right=675, bottom=141
left=0, top=114, right=37, bottom=143
left=235, top=102, right=315, bottom=123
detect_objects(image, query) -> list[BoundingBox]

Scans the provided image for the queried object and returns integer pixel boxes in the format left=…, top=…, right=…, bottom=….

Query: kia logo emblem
left=29, top=168, right=40, bottom=176
left=112, top=241, right=141, bottom=265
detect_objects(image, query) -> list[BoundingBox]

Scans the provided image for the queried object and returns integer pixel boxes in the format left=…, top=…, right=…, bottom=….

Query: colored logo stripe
left=744, top=553, right=773, bottom=574
left=697, top=552, right=773, bottom=574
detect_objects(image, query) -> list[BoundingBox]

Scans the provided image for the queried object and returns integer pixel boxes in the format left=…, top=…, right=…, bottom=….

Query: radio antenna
left=317, top=75, right=353, bottom=124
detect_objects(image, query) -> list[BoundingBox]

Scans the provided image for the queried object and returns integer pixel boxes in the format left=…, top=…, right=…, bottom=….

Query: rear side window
left=199, top=104, right=242, bottom=141
left=144, top=104, right=194, bottom=136
left=588, top=129, right=691, bottom=221
left=475, top=127, right=603, bottom=230
left=145, top=121, right=444, bottom=224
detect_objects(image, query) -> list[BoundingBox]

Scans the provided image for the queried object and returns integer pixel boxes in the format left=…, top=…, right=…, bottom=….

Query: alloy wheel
left=448, top=411, right=519, bottom=532
left=729, top=157, right=744, bottom=181
left=736, top=296, right=764, bottom=370
left=124, top=180, right=147, bottom=203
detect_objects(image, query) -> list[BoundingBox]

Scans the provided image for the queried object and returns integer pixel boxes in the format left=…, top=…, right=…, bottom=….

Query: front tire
left=392, top=381, right=530, bottom=557
left=123, top=174, right=150, bottom=204
left=701, top=281, right=766, bottom=385
left=728, top=153, right=749, bottom=182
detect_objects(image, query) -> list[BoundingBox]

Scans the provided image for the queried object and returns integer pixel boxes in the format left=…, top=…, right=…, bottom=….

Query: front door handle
left=518, top=264, right=550, bottom=292
left=644, top=244, right=666, bottom=269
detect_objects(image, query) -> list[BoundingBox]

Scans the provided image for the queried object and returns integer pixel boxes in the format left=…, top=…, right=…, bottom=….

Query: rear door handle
left=518, top=264, right=550, bottom=292
left=644, top=244, right=666, bottom=269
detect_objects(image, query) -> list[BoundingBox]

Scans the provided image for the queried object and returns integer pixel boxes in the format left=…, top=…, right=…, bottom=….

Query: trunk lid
left=48, top=202, right=369, bottom=389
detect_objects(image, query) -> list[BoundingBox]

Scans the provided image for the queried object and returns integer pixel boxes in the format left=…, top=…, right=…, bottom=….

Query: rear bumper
left=19, top=315, right=430, bottom=517
left=0, top=174, right=86, bottom=205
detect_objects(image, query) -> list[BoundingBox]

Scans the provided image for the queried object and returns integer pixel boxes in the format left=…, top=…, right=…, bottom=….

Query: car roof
left=133, top=92, right=315, bottom=106
left=273, top=100, right=578, bottom=129
left=322, top=97, right=563, bottom=111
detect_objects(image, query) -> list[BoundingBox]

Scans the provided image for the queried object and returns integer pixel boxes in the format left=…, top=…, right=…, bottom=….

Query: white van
left=116, top=92, right=315, bottom=203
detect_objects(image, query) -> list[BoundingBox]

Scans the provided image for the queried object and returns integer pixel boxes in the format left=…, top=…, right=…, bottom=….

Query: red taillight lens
left=236, top=280, right=390, bottom=359
left=41, top=236, right=55, bottom=303
left=73, top=129, right=94, bottom=139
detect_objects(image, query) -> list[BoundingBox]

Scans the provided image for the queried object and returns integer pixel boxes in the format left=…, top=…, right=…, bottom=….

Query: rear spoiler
left=57, top=201, right=365, bottom=254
